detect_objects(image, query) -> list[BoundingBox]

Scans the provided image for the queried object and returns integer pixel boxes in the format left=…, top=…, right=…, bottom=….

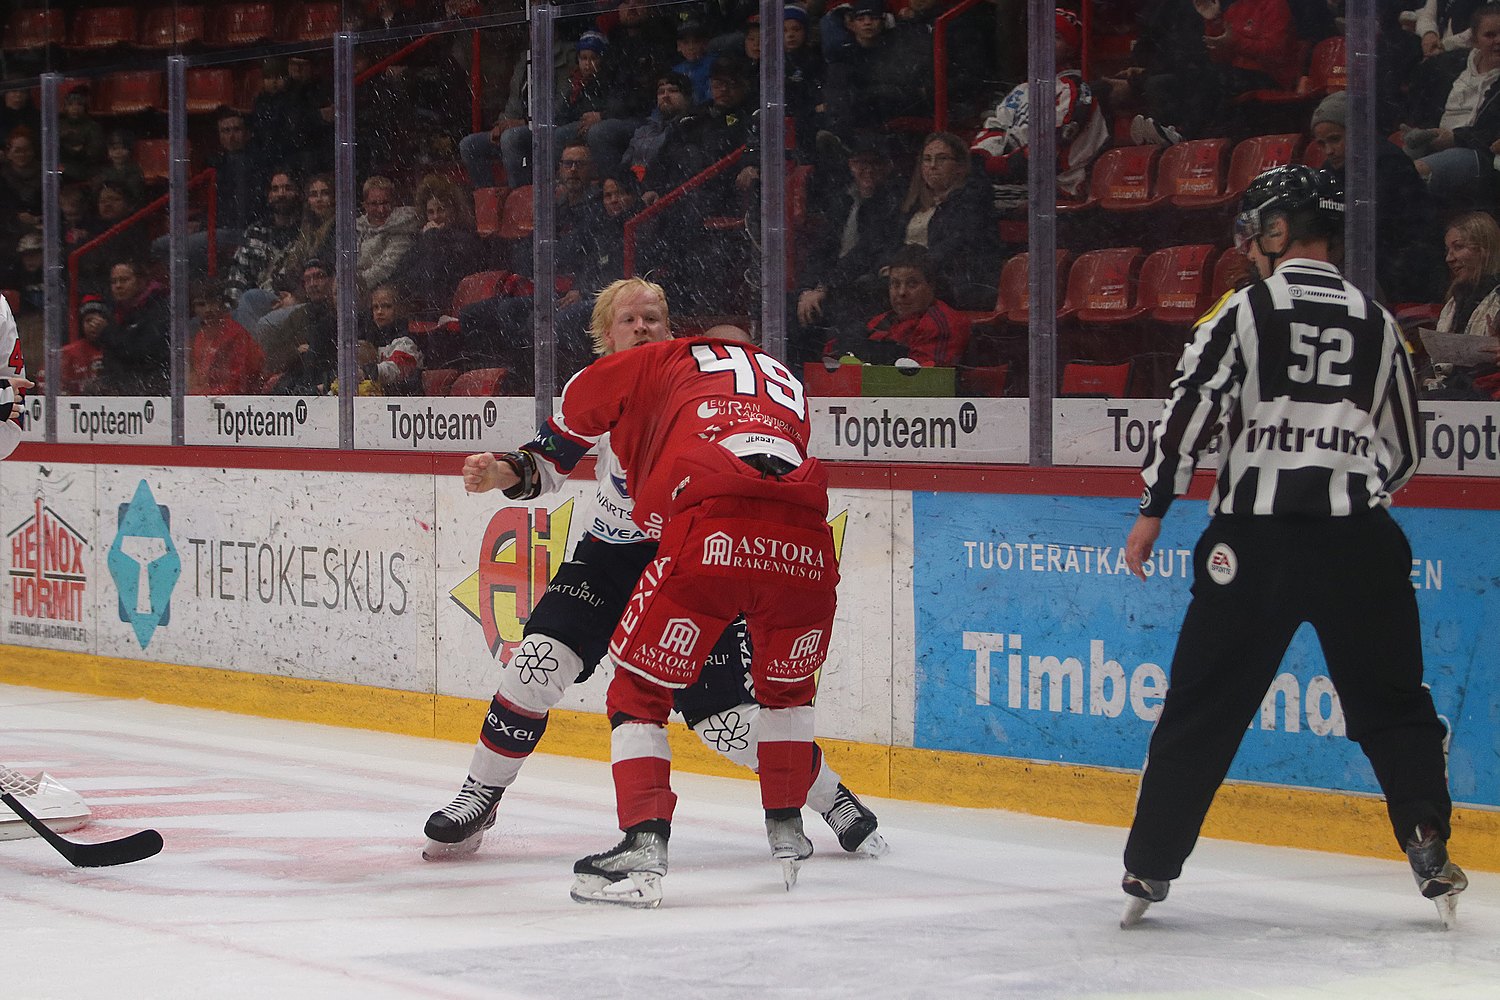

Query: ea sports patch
left=1206, top=542, right=1237, bottom=585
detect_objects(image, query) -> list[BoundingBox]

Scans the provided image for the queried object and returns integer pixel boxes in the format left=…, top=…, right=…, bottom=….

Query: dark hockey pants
left=1124, top=509, right=1453, bottom=881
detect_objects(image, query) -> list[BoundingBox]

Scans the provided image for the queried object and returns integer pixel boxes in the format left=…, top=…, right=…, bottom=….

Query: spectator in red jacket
left=188, top=277, right=264, bottom=395
left=837, top=244, right=970, bottom=367
left=61, top=295, right=107, bottom=394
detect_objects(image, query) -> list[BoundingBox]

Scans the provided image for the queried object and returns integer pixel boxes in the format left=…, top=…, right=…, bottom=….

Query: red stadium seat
left=988, top=250, right=1071, bottom=327
left=235, top=66, right=264, bottom=114
left=958, top=362, right=1009, bottom=398
left=288, top=3, right=342, bottom=42
left=452, top=271, right=508, bottom=312
left=1167, top=135, right=1300, bottom=211
left=67, top=7, right=137, bottom=50
left=139, top=6, right=205, bottom=49
left=184, top=68, right=237, bottom=115
left=4, top=9, right=66, bottom=52
left=498, top=186, right=535, bottom=240
left=135, top=139, right=172, bottom=185
left=473, top=187, right=509, bottom=236
left=422, top=368, right=460, bottom=396
left=1210, top=248, right=1252, bottom=299
left=208, top=4, right=277, bottom=47
left=450, top=368, right=507, bottom=397
left=1067, top=247, right=1145, bottom=324
left=1061, top=360, right=1132, bottom=397
left=1140, top=245, right=1217, bottom=325
left=1158, top=139, right=1230, bottom=208
left=1303, top=36, right=1347, bottom=97
left=96, top=73, right=166, bottom=116
left=1091, top=145, right=1166, bottom=213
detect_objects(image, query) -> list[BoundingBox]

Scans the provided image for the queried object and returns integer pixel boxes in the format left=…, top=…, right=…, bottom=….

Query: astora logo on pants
left=701, top=531, right=827, bottom=580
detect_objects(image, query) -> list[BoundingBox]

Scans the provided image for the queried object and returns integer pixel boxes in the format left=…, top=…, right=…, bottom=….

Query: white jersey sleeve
left=0, top=296, right=25, bottom=460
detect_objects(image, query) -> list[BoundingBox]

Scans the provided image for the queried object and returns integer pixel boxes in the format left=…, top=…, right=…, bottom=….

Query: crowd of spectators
left=3, top=1, right=1500, bottom=401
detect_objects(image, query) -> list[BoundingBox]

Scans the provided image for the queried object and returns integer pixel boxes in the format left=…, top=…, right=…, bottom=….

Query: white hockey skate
left=1119, top=871, right=1169, bottom=929
left=571, top=829, right=668, bottom=909
left=767, top=812, right=814, bottom=890
left=0, top=766, right=90, bottom=841
left=1406, top=825, right=1467, bottom=930
left=820, top=783, right=889, bottom=857
left=422, top=776, right=503, bottom=860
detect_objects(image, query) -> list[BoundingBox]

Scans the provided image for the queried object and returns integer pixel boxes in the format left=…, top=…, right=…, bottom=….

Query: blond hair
left=1446, top=211, right=1500, bottom=298
left=589, top=276, right=670, bottom=355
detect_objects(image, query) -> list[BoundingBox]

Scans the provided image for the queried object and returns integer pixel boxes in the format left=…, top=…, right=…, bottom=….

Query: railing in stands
left=622, top=145, right=746, bottom=278
left=68, top=168, right=217, bottom=341
left=933, top=0, right=988, bottom=135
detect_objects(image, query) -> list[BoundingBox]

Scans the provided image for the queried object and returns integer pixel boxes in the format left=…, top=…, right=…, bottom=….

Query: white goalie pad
left=0, top=766, right=91, bottom=840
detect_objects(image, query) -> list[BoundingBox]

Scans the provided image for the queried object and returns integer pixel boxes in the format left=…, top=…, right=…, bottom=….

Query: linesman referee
left=1117, top=165, right=1466, bottom=927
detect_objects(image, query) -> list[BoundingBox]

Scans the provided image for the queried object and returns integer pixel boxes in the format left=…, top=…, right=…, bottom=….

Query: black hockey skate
left=571, top=827, right=669, bottom=908
left=820, top=783, right=889, bottom=857
left=1406, top=824, right=1467, bottom=930
left=767, top=810, right=814, bottom=890
left=1119, top=871, right=1170, bottom=928
left=422, top=776, right=503, bottom=861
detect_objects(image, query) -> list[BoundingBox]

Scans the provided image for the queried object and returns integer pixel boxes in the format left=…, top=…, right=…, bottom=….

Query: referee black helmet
left=1233, top=164, right=1343, bottom=255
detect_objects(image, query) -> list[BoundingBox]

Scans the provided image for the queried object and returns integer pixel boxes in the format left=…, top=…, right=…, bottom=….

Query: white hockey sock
left=692, top=703, right=762, bottom=772
left=804, top=752, right=842, bottom=815
left=468, top=633, right=581, bottom=788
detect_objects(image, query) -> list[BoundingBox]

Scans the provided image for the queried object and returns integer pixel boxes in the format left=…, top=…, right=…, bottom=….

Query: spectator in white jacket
left=356, top=176, right=419, bottom=294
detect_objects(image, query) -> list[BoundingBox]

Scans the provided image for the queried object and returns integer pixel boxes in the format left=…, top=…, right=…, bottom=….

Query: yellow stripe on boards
left=3, top=644, right=1496, bottom=871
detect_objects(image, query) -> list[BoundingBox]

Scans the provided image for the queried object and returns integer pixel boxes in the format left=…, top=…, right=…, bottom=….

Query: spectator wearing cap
left=58, top=87, right=105, bottom=185
left=642, top=54, right=760, bottom=313
left=188, top=277, right=264, bottom=395
left=674, top=20, right=719, bottom=104
left=623, top=72, right=695, bottom=180
left=99, top=259, right=169, bottom=396
left=1310, top=91, right=1446, bottom=304
left=971, top=9, right=1108, bottom=217
left=780, top=4, right=826, bottom=157
left=62, top=296, right=109, bottom=394
left=791, top=134, right=903, bottom=365
left=491, top=30, right=615, bottom=188
left=3, top=231, right=45, bottom=315
left=822, top=0, right=932, bottom=142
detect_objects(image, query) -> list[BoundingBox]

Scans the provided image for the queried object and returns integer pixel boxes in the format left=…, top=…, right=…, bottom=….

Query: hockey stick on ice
left=0, top=792, right=162, bottom=867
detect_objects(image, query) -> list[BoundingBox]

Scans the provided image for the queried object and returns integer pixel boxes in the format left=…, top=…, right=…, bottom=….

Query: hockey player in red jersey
left=548, top=303, right=837, bottom=907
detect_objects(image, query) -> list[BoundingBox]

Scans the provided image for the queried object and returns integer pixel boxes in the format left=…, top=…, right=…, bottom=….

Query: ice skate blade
left=853, top=831, right=890, bottom=858
left=1120, top=896, right=1151, bottom=929
left=1435, top=893, right=1459, bottom=930
left=779, top=856, right=801, bottom=890
left=570, top=871, right=663, bottom=909
left=421, top=833, right=485, bottom=861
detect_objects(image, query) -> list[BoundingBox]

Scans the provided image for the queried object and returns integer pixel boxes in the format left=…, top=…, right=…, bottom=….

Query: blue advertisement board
left=912, top=493, right=1499, bottom=808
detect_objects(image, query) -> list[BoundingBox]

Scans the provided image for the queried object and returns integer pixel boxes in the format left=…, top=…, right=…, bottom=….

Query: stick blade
left=68, top=829, right=164, bottom=868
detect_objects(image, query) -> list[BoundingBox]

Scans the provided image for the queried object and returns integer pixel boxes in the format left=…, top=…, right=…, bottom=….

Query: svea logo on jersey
left=449, top=500, right=575, bottom=662
left=1206, top=542, right=1238, bottom=584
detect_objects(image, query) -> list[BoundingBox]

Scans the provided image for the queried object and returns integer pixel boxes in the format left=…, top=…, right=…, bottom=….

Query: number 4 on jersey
left=691, top=343, right=806, bottom=419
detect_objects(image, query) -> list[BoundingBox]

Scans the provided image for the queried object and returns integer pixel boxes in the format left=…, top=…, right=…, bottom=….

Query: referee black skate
left=1117, top=165, right=1466, bottom=930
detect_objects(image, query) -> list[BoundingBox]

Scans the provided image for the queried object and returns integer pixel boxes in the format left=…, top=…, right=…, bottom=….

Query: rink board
left=0, top=456, right=1496, bottom=869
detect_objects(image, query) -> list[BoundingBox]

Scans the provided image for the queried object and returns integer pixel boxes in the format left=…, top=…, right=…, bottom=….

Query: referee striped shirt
left=1140, top=258, right=1421, bottom=518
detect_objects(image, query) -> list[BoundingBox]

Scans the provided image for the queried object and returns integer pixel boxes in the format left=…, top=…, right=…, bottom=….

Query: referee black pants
left=1124, top=508, right=1453, bottom=881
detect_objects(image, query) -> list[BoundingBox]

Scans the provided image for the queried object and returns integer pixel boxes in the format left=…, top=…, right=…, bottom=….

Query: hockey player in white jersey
left=0, top=295, right=95, bottom=842
left=425, top=280, right=885, bottom=874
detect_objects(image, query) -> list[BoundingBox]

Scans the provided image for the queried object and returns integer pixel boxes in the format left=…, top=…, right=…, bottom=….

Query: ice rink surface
left=3, top=684, right=1498, bottom=1000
